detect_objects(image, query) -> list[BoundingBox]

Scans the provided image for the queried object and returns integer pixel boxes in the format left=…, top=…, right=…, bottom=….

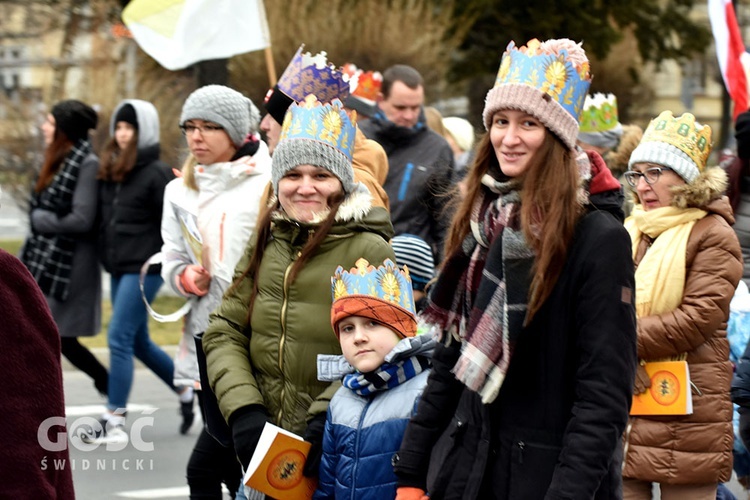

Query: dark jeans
left=60, top=336, right=108, bottom=395
left=188, top=392, right=242, bottom=499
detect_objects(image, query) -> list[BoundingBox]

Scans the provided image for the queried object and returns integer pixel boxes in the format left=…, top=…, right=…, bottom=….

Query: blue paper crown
left=277, top=45, right=351, bottom=103
left=495, top=39, right=591, bottom=121
left=331, top=258, right=415, bottom=314
left=279, top=95, right=355, bottom=161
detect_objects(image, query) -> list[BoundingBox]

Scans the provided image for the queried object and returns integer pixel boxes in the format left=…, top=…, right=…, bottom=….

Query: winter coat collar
left=194, top=140, right=272, bottom=195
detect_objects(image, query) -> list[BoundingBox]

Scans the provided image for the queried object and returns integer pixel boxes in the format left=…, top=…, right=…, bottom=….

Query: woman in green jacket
left=202, top=95, right=395, bottom=476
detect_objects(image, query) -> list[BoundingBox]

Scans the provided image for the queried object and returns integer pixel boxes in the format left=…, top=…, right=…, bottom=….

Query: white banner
left=123, top=0, right=270, bottom=71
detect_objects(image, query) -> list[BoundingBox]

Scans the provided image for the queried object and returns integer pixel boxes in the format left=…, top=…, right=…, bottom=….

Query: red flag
left=709, top=0, right=749, bottom=121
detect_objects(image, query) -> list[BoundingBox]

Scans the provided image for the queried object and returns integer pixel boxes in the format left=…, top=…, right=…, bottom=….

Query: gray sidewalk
left=60, top=344, right=180, bottom=371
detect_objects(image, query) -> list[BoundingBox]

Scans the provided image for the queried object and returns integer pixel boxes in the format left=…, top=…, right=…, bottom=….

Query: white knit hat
left=628, top=111, right=712, bottom=183
left=442, top=117, right=475, bottom=152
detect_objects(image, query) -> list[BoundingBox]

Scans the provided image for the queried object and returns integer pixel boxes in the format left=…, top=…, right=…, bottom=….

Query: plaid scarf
left=22, top=139, right=90, bottom=301
left=423, top=175, right=535, bottom=404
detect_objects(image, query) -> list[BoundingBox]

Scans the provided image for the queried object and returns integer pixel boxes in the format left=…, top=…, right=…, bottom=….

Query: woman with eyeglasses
left=162, top=84, right=272, bottom=498
left=93, top=99, right=176, bottom=442
left=621, top=111, right=742, bottom=498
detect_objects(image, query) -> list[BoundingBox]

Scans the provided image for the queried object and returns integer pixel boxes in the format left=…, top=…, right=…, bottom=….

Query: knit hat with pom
left=482, top=38, right=592, bottom=151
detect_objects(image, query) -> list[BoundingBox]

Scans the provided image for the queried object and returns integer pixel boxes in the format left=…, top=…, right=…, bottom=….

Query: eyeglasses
left=180, top=123, right=224, bottom=136
left=623, top=167, right=673, bottom=188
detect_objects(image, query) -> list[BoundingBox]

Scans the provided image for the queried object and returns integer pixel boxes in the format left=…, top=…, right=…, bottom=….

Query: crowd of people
left=11, top=34, right=750, bottom=500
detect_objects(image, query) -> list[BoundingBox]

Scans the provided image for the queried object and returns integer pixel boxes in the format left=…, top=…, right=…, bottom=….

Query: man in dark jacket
left=358, top=65, right=454, bottom=261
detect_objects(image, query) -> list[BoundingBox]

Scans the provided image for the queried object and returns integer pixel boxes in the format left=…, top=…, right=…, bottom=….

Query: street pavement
left=62, top=366, right=218, bottom=499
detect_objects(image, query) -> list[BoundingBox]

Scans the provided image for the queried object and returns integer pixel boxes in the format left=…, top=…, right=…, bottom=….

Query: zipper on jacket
left=219, top=212, right=226, bottom=262
left=276, top=258, right=295, bottom=424
left=350, top=399, right=373, bottom=500
left=622, top=420, right=633, bottom=471
left=397, top=163, right=414, bottom=202
left=517, top=441, right=525, bottom=464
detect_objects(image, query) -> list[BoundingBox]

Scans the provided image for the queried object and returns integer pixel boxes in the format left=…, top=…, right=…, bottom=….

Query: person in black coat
left=393, top=38, right=637, bottom=500
left=93, top=99, right=177, bottom=439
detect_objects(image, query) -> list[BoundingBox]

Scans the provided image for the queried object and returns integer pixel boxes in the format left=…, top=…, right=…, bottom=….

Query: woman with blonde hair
left=162, top=84, right=271, bottom=497
left=393, top=38, right=637, bottom=499
left=621, top=111, right=742, bottom=499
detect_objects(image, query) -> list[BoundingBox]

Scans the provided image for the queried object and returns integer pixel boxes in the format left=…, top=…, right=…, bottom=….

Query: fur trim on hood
left=670, top=166, right=728, bottom=209
left=627, top=166, right=728, bottom=210
left=269, top=182, right=374, bottom=224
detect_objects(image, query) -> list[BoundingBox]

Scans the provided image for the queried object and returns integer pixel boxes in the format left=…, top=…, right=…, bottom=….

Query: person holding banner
left=161, top=84, right=272, bottom=498
left=621, top=111, right=742, bottom=498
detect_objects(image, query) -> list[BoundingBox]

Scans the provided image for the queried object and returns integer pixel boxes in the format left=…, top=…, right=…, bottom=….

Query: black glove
left=302, top=412, right=327, bottom=477
left=229, top=404, right=270, bottom=469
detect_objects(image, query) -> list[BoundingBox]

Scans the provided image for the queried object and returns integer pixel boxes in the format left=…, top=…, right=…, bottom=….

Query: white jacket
left=161, top=140, right=272, bottom=385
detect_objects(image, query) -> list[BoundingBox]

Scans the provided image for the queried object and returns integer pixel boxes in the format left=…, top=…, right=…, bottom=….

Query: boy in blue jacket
left=313, top=258, right=434, bottom=500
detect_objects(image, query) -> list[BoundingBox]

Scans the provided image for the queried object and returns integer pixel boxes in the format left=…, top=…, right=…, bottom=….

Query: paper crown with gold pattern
left=482, top=38, right=592, bottom=150
left=264, top=45, right=352, bottom=124
left=330, top=258, right=417, bottom=338
left=272, top=95, right=356, bottom=194
left=342, top=63, right=383, bottom=104
left=628, top=111, right=712, bottom=183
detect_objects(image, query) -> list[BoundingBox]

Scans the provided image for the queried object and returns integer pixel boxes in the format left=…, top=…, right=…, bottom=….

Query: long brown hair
left=238, top=191, right=346, bottom=325
left=97, top=133, right=139, bottom=182
left=35, top=130, right=73, bottom=192
left=443, top=130, right=581, bottom=322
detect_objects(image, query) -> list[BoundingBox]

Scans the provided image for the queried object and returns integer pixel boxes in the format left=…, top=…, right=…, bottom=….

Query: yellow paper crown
left=641, top=111, right=712, bottom=171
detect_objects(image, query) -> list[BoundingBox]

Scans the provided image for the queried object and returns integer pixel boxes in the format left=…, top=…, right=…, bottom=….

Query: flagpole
left=258, top=0, right=276, bottom=87
left=265, top=46, right=277, bottom=87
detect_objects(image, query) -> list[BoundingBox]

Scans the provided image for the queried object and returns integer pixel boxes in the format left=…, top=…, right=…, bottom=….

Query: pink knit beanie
left=482, top=39, right=592, bottom=151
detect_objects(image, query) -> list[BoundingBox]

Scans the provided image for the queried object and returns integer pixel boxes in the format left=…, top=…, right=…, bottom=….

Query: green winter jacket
left=203, top=188, right=395, bottom=435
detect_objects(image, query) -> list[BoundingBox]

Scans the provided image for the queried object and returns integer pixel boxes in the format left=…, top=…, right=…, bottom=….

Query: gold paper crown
left=641, top=111, right=712, bottom=170
left=279, top=94, right=356, bottom=161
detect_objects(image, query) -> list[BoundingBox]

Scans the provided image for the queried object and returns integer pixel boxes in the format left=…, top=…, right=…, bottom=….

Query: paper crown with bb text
left=494, top=39, right=591, bottom=122
left=579, top=93, right=619, bottom=133
left=331, top=258, right=415, bottom=314
left=279, top=95, right=356, bottom=162
left=640, top=111, right=712, bottom=172
left=342, top=63, right=383, bottom=103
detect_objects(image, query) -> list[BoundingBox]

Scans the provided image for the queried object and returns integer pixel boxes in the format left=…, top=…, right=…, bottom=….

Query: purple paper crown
left=277, top=45, right=351, bottom=103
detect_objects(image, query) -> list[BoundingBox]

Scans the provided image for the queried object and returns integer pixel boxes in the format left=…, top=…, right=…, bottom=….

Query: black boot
left=180, top=398, right=195, bottom=435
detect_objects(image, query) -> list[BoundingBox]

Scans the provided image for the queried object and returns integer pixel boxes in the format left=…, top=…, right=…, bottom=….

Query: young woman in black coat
left=393, top=38, right=637, bottom=500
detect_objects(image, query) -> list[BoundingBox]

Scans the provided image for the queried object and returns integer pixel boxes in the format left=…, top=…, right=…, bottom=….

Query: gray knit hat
left=180, top=85, right=260, bottom=148
left=271, top=96, right=356, bottom=194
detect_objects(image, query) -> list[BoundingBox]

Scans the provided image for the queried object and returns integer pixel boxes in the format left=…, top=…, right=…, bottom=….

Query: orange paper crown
left=342, top=63, right=383, bottom=103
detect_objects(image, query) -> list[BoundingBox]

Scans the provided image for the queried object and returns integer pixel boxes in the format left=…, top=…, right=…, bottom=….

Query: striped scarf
left=423, top=176, right=535, bottom=404
left=342, top=355, right=430, bottom=396
left=22, top=139, right=90, bottom=301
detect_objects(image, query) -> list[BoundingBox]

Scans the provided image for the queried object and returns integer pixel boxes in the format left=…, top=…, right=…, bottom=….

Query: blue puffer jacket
left=314, top=336, right=433, bottom=500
